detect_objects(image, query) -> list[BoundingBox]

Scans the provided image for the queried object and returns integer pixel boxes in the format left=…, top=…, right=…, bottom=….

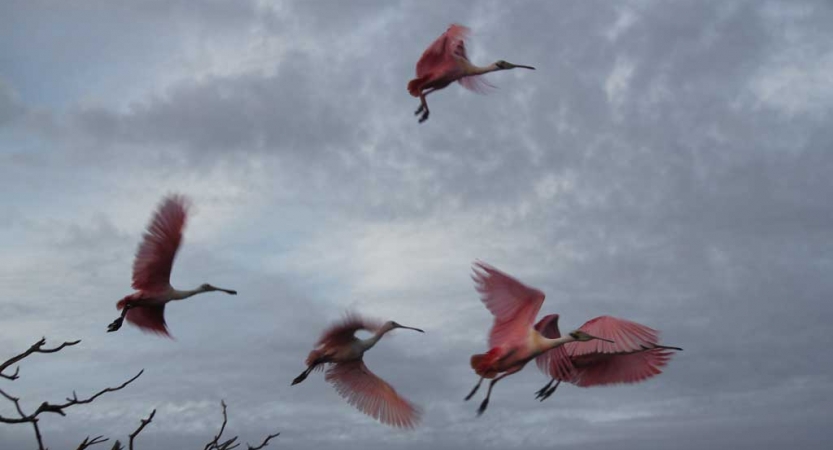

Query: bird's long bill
left=395, top=324, right=425, bottom=333
left=213, top=286, right=238, bottom=295
left=586, top=333, right=615, bottom=343
left=508, top=62, right=536, bottom=70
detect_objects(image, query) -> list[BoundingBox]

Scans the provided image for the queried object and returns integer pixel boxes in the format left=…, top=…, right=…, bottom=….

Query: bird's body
left=408, top=24, right=535, bottom=123
left=292, top=313, right=424, bottom=429
left=465, top=262, right=613, bottom=415
left=533, top=314, right=682, bottom=401
left=107, top=195, right=237, bottom=337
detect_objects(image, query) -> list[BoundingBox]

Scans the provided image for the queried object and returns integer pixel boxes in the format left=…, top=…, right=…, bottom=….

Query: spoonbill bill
left=292, top=313, right=424, bottom=428
left=533, top=314, right=682, bottom=401
left=465, top=262, right=613, bottom=415
left=407, top=24, right=535, bottom=123
left=106, top=194, right=237, bottom=336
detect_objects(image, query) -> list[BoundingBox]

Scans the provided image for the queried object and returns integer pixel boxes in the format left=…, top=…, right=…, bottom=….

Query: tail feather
left=408, top=77, right=426, bottom=97
left=470, top=348, right=502, bottom=379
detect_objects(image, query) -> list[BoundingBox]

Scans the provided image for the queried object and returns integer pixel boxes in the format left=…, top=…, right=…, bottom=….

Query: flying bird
left=292, top=313, right=424, bottom=429
left=106, top=194, right=237, bottom=337
left=533, top=314, right=682, bottom=401
left=465, top=262, right=613, bottom=415
left=407, top=24, right=535, bottom=123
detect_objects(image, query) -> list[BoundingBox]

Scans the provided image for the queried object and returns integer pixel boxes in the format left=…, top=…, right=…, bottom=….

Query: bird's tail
left=116, top=295, right=131, bottom=310
left=407, top=77, right=426, bottom=97
left=305, top=349, right=327, bottom=370
left=470, top=348, right=502, bottom=379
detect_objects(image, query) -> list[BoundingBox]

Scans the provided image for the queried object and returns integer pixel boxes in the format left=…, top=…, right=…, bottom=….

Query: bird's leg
left=536, top=379, right=561, bottom=401
left=464, top=377, right=484, bottom=401
left=535, top=378, right=555, bottom=399
left=417, top=93, right=430, bottom=123
left=107, top=303, right=133, bottom=333
left=477, top=373, right=511, bottom=416
left=291, top=363, right=319, bottom=386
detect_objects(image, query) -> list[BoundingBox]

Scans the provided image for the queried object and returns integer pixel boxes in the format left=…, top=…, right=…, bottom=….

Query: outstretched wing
left=533, top=314, right=576, bottom=380
left=132, top=195, right=190, bottom=292
left=325, top=361, right=422, bottom=429
left=472, top=261, right=546, bottom=350
left=415, top=23, right=470, bottom=78
left=570, top=316, right=661, bottom=356
left=316, top=312, right=382, bottom=347
left=564, top=316, right=677, bottom=386
left=125, top=304, right=170, bottom=337
left=569, top=348, right=674, bottom=387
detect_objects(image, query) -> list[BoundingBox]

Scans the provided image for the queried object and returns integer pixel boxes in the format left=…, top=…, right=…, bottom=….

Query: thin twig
left=247, top=432, right=280, bottom=450
left=76, top=435, right=109, bottom=450
left=128, top=409, right=156, bottom=450
left=0, top=337, right=81, bottom=380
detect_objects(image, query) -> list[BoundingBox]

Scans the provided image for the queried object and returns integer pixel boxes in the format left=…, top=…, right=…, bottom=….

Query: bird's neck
left=464, top=62, right=500, bottom=77
left=170, top=286, right=207, bottom=300
left=540, top=334, right=576, bottom=352
left=360, top=326, right=394, bottom=351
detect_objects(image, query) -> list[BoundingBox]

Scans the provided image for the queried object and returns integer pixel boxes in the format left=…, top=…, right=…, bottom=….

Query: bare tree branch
left=127, top=409, right=155, bottom=450
left=0, top=337, right=81, bottom=380
left=76, top=435, right=109, bottom=450
left=247, top=432, right=281, bottom=450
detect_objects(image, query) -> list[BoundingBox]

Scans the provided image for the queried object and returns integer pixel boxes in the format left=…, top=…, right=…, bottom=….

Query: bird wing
left=415, top=23, right=470, bottom=78
left=325, top=360, right=422, bottom=429
left=458, top=74, right=495, bottom=94
left=131, top=195, right=189, bottom=292
left=125, top=304, right=171, bottom=337
left=316, top=313, right=383, bottom=347
left=472, top=262, right=546, bottom=350
left=533, top=314, right=576, bottom=380
left=568, top=348, right=674, bottom=387
left=568, top=316, right=661, bottom=356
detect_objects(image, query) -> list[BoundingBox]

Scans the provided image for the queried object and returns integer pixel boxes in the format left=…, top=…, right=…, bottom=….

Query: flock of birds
left=104, top=24, right=682, bottom=429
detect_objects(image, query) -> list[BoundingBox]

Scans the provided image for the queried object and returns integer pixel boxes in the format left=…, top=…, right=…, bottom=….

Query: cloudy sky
left=2, top=0, right=832, bottom=448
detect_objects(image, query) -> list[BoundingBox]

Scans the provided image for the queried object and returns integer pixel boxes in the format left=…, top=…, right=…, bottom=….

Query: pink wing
left=415, top=23, right=470, bottom=78
left=569, top=316, right=661, bottom=356
left=316, top=312, right=382, bottom=347
left=459, top=74, right=495, bottom=94
left=131, top=195, right=190, bottom=292
left=569, top=348, right=674, bottom=387
left=533, top=314, right=576, bottom=380
left=325, top=361, right=422, bottom=429
left=125, top=305, right=170, bottom=337
left=472, top=262, right=546, bottom=349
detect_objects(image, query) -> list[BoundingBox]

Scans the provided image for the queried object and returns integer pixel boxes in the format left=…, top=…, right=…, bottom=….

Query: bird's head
left=384, top=321, right=425, bottom=333
left=200, top=283, right=238, bottom=295
left=568, top=330, right=614, bottom=343
left=494, top=60, right=536, bottom=70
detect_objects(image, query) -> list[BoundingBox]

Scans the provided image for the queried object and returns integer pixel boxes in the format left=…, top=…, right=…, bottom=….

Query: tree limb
left=128, top=409, right=155, bottom=450
left=0, top=337, right=81, bottom=380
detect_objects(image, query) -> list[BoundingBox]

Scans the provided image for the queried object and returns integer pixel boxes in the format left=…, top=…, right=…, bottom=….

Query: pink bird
left=465, top=262, right=613, bottom=415
left=106, top=194, right=237, bottom=337
left=407, top=24, right=535, bottom=123
left=292, top=313, right=424, bottom=428
left=533, top=314, right=682, bottom=401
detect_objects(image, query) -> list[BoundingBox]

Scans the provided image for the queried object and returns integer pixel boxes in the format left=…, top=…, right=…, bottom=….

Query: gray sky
left=2, top=0, right=832, bottom=448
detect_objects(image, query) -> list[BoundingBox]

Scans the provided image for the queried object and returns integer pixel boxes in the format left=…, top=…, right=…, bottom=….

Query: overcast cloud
left=2, top=0, right=833, bottom=449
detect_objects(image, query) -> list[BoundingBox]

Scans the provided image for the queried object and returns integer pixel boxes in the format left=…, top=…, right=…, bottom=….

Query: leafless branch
left=128, top=409, right=156, bottom=450
left=247, top=432, right=280, bottom=450
left=203, top=401, right=280, bottom=450
left=76, top=435, right=109, bottom=450
left=0, top=337, right=81, bottom=380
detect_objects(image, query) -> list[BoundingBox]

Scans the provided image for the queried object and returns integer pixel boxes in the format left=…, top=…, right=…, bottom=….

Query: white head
left=382, top=321, right=425, bottom=333
left=494, top=60, right=536, bottom=70
left=568, top=330, right=614, bottom=343
left=200, top=283, right=237, bottom=295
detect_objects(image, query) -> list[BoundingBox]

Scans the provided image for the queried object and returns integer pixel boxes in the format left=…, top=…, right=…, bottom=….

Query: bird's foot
left=415, top=105, right=424, bottom=115
left=536, top=384, right=558, bottom=402
left=418, top=111, right=429, bottom=123
left=291, top=372, right=308, bottom=386
left=535, top=380, right=554, bottom=401
left=107, top=317, right=124, bottom=333
left=476, top=398, right=490, bottom=417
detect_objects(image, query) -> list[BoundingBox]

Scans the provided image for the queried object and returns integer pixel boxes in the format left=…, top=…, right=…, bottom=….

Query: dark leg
left=417, top=93, right=429, bottom=123
left=464, top=377, right=484, bottom=401
left=535, top=378, right=555, bottom=400
left=536, top=379, right=561, bottom=401
left=107, top=303, right=132, bottom=332
left=477, top=373, right=511, bottom=416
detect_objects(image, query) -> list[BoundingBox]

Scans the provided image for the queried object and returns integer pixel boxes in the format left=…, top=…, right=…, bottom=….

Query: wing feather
left=124, top=304, right=170, bottom=337
left=131, top=195, right=189, bottom=292
left=325, top=361, right=421, bottom=429
left=316, top=312, right=382, bottom=347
